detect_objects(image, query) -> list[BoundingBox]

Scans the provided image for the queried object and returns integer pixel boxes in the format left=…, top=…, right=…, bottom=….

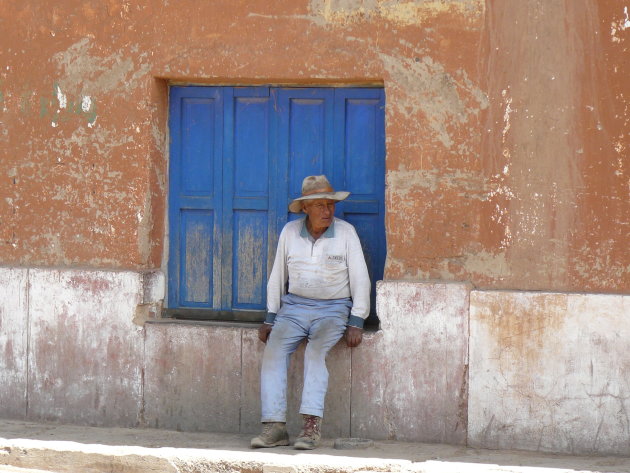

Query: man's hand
left=345, top=326, right=363, bottom=348
left=258, top=323, right=273, bottom=343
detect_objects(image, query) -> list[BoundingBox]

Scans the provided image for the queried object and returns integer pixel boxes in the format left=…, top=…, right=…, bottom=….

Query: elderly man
left=251, top=175, right=370, bottom=450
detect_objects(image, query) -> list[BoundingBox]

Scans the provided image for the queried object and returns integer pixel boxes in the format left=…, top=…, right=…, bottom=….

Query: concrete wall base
left=0, top=267, right=628, bottom=454
left=469, top=290, right=630, bottom=456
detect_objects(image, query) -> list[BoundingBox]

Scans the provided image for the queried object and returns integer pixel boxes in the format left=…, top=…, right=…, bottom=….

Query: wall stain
left=380, top=53, right=488, bottom=148
left=309, top=0, right=483, bottom=27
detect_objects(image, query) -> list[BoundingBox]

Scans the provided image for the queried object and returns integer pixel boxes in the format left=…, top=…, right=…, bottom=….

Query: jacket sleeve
left=266, top=226, right=289, bottom=322
left=346, top=226, right=371, bottom=328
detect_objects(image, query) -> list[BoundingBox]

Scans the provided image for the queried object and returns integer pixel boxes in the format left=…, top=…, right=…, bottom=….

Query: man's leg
left=260, top=316, right=306, bottom=422
left=294, top=314, right=346, bottom=449
left=252, top=316, right=306, bottom=448
left=299, top=314, right=347, bottom=417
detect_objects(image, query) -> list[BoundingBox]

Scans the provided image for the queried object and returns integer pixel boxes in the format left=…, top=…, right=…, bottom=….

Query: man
left=251, top=175, right=370, bottom=450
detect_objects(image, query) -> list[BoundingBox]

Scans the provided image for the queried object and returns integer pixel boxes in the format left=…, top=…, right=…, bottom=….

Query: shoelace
left=262, top=423, right=277, bottom=435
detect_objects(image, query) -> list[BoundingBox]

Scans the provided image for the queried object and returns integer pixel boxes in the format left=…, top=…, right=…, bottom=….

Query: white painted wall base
left=469, top=290, right=630, bottom=455
left=0, top=267, right=163, bottom=426
left=0, top=267, right=628, bottom=455
left=352, top=281, right=469, bottom=444
left=143, top=280, right=470, bottom=443
left=0, top=268, right=28, bottom=418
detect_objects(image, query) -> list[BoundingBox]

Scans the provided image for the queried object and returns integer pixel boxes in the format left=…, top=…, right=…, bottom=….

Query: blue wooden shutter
left=168, top=86, right=385, bottom=322
left=223, top=87, right=274, bottom=311
left=333, top=88, right=386, bottom=321
left=273, top=87, right=385, bottom=320
left=275, top=88, right=335, bottom=226
left=168, top=86, right=224, bottom=309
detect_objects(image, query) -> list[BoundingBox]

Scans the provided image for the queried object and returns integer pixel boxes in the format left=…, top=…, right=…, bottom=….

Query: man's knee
left=307, top=331, right=344, bottom=356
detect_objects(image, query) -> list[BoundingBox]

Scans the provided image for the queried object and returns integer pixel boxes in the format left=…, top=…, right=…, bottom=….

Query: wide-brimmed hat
left=288, top=175, right=350, bottom=213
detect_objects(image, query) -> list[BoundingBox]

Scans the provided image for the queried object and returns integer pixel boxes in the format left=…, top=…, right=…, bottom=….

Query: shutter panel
left=276, top=88, right=334, bottom=225
left=334, top=88, right=386, bottom=321
left=225, top=87, right=273, bottom=310
left=168, top=87, right=224, bottom=309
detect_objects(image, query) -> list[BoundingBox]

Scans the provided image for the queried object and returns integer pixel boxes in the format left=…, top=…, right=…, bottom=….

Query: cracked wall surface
left=469, top=290, right=630, bottom=455
left=1, top=0, right=627, bottom=292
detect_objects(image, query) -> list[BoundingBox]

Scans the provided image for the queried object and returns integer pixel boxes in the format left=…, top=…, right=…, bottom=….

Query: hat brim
left=288, top=191, right=350, bottom=213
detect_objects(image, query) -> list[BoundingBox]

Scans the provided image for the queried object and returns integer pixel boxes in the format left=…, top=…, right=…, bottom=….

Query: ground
left=0, top=420, right=629, bottom=473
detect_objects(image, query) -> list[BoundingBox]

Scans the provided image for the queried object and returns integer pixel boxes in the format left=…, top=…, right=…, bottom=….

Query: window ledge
left=162, top=308, right=265, bottom=323
left=147, top=317, right=261, bottom=330
left=153, top=309, right=380, bottom=332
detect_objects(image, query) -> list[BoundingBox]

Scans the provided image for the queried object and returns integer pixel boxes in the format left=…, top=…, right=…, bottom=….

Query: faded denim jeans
left=260, top=294, right=351, bottom=422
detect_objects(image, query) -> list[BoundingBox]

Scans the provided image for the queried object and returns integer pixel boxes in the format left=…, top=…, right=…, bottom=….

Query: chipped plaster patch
left=461, top=250, right=510, bottom=279
left=387, top=168, right=487, bottom=195
left=81, top=96, right=92, bottom=113
left=501, top=89, right=513, bottom=148
left=35, top=83, right=98, bottom=128
left=574, top=240, right=630, bottom=288
left=56, top=84, right=67, bottom=109
left=309, top=0, right=483, bottom=27
left=486, top=163, right=515, bottom=249
left=611, top=7, right=630, bottom=42
left=379, top=53, right=486, bottom=148
left=52, top=38, right=149, bottom=96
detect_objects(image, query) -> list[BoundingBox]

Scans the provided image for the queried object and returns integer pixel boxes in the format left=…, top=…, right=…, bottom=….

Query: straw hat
left=288, top=175, right=350, bottom=213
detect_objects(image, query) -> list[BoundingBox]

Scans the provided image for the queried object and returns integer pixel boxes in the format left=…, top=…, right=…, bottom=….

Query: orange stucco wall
left=1, top=0, right=627, bottom=292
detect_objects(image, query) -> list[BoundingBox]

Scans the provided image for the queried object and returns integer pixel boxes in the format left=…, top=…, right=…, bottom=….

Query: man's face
left=303, top=199, right=336, bottom=231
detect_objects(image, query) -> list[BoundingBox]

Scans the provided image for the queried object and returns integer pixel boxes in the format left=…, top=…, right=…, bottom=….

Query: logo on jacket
left=326, top=255, right=344, bottom=263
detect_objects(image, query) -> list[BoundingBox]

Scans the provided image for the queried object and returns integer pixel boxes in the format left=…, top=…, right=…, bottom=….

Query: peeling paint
left=500, top=89, right=513, bottom=149
left=461, top=250, right=511, bottom=279
left=380, top=53, right=487, bottom=148
left=387, top=168, right=486, bottom=195
left=81, top=95, right=92, bottom=113
left=55, top=84, right=67, bottom=109
left=52, top=38, right=149, bottom=96
left=35, top=83, right=97, bottom=127
left=611, top=6, right=630, bottom=42
left=0, top=0, right=627, bottom=291
left=309, top=0, right=483, bottom=27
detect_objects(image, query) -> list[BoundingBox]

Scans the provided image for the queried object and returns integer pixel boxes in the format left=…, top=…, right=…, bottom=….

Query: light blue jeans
left=260, top=294, right=351, bottom=422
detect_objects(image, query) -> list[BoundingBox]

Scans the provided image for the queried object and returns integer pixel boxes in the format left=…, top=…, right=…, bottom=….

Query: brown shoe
left=294, top=414, right=321, bottom=450
left=251, top=422, right=290, bottom=448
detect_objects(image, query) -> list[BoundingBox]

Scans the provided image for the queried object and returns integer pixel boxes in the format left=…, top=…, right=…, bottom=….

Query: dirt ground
left=0, top=420, right=629, bottom=473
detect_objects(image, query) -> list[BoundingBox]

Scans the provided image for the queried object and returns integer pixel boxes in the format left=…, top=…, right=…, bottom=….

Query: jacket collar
left=300, top=217, right=335, bottom=239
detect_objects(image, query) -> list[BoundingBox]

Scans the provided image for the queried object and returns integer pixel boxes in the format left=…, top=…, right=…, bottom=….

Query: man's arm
left=345, top=226, right=371, bottom=347
left=260, top=226, right=289, bottom=343
left=266, top=227, right=289, bottom=315
left=259, top=323, right=273, bottom=343
left=345, top=326, right=363, bottom=347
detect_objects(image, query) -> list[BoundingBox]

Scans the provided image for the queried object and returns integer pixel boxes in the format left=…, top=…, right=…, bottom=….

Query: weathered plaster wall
left=1, top=1, right=168, bottom=268
left=351, top=281, right=469, bottom=444
left=2, top=270, right=629, bottom=455
left=0, top=267, right=163, bottom=427
left=388, top=0, right=629, bottom=293
left=0, top=268, right=28, bottom=419
left=2, top=1, right=626, bottom=289
left=0, top=270, right=470, bottom=444
left=0, top=0, right=628, bottom=457
left=469, top=290, right=630, bottom=455
left=473, top=0, right=630, bottom=293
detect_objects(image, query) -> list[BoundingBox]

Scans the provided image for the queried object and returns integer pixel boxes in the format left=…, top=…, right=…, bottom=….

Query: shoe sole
left=251, top=439, right=290, bottom=448
left=294, top=440, right=318, bottom=450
